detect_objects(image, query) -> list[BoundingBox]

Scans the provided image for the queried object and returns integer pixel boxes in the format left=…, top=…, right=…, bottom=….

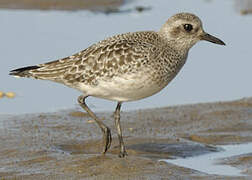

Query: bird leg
left=78, top=95, right=112, bottom=154
left=114, top=102, right=127, bottom=158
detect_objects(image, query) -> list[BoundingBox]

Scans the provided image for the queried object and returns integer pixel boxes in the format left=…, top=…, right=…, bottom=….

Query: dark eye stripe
left=184, top=24, right=193, bottom=32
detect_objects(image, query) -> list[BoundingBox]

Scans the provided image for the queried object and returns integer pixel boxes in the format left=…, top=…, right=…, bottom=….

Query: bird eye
left=183, top=24, right=193, bottom=32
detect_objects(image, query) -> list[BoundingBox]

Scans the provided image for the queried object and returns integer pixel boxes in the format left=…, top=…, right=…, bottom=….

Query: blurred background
left=0, top=0, right=251, bottom=114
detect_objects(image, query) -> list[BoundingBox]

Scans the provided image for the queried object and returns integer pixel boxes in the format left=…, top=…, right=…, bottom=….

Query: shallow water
left=161, top=143, right=252, bottom=176
left=1, top=0, right=252, bottom=114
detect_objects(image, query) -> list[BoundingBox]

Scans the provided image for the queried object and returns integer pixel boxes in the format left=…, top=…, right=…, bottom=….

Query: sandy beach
left=0, top=97, right=252, bottom=179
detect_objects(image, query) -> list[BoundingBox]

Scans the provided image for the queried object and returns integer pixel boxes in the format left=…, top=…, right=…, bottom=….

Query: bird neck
left=157, top=31, right=194, bottom=55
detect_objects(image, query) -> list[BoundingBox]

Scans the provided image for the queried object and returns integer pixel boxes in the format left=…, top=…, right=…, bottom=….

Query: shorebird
left=10, top=13, right=225, bottom=158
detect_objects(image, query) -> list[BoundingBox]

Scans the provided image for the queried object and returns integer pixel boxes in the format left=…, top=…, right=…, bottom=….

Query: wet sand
left=0, top=97, right=252, bottom=179
left=0, top=0, right=124, bottom=11
left=0, top=0, right=150, bottom=14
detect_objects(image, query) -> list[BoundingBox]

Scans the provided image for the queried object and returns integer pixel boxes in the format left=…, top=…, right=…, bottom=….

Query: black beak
left=201, top=33, right=225, bottom=45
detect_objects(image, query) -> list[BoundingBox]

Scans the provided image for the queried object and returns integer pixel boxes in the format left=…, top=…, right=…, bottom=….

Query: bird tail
left=9, top=57, right=77, bottom=82
left=9, top=65, right=41, bottom=78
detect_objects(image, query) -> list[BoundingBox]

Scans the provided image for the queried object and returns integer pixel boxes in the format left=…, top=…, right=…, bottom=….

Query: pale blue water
left=161, top=143, right=252, bottom=176
left=1, top=0, right=252, bottom=114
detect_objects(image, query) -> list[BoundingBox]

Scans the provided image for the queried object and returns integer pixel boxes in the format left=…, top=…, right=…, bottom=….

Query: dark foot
left=102, top=127, right=112, bottom=154
left=118, top=150, right=128, bottom=158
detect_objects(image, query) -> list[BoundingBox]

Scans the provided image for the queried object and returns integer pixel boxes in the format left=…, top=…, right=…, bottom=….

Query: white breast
left=76, top=72, right=168, bottom=102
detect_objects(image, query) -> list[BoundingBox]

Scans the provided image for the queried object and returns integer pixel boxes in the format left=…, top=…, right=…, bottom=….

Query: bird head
left=159, top=13, right=225, bottom=51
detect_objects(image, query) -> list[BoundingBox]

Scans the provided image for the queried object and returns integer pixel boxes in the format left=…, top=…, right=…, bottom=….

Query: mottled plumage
left=11, top=31, right=187, bottom=101
left=10, top=13, right=225, bottom=157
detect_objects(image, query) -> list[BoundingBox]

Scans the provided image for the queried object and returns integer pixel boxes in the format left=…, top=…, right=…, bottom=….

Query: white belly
left=76, top=73, right=167, bottom=102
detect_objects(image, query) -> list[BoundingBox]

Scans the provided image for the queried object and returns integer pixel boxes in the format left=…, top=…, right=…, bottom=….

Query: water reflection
left=161, top=143, right=252, bottom=176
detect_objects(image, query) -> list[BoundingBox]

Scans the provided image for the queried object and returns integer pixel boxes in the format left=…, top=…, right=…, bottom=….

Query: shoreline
left=0, top=0, right=124, bottom=11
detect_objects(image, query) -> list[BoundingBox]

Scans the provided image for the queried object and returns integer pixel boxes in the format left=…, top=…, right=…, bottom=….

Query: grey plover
left=10, top=13, right=225, bottom=157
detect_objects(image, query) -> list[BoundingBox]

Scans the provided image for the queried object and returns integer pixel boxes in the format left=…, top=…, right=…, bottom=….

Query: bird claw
left=118, top=150, right=128, bottom=158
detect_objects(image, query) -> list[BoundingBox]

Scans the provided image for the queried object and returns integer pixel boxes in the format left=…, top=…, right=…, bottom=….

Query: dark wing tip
left=9, top=65, right=40, bottom=77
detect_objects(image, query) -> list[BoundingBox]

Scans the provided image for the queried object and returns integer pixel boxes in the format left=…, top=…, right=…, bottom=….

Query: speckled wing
left=14, top=31, right=160, bottom=87
left=63, top=32, right=160, bottom=87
